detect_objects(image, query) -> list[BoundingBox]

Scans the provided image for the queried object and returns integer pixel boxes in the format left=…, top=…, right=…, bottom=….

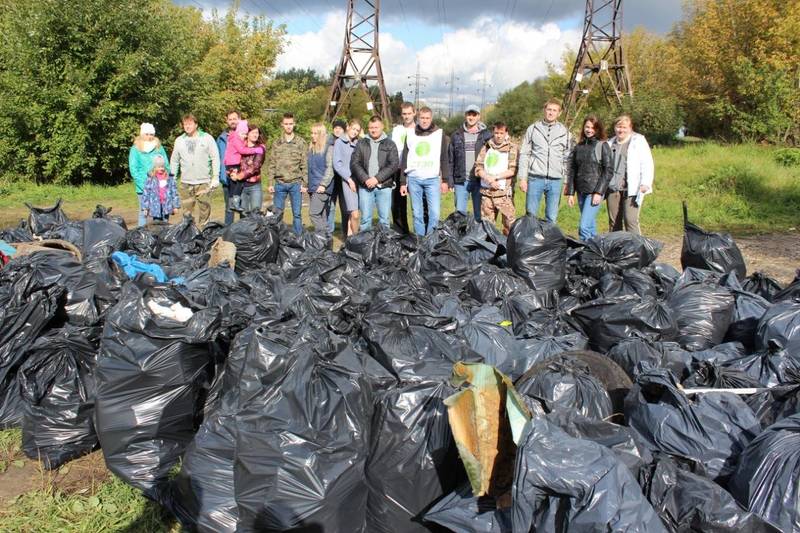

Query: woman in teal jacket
left=129, top=122, right=169, bottom=227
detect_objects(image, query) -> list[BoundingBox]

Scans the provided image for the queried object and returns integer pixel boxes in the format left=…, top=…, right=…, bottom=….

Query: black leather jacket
left=350, top=136, right=400, bottom=188
left=565, top=137, right=613, bottom=196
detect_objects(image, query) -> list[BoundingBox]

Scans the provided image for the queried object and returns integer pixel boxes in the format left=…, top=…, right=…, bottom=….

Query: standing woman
left=605, top=114, right=654, bottom=234
left=307, top=123, right=335, bottom=233
left=564, top=115, right=613, bottom=240
left=236, top=124, right=266, bottom=216
left=129, top=122, right=169, bottom=227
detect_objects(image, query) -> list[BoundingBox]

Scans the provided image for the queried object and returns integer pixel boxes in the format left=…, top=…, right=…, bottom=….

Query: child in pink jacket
left=224, top=119, right=264, bottom=212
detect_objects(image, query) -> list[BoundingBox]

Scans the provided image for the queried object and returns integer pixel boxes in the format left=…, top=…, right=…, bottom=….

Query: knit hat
left=235, top=119, right=249, bottom=136
left=150, top=155, right=166, bottom=170
left=140, top=122, right=156, bottom=135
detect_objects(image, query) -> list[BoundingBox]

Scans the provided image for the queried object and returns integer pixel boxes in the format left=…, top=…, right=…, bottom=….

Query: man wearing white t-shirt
left=400, top=107, right=450, bottom=236
left=390, top=102, right=416, bottom=234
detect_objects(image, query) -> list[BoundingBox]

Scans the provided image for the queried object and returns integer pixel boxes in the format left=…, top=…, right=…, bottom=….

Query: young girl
left=142, top=156, right=180, bottom=222
left=223, top=119, right=264, bottom=212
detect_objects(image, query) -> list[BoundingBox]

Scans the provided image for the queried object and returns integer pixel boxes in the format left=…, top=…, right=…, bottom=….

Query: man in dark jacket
left=448, top=104, right=493, bottom=220
left=351, top=116, right=400, bottom=231
left=400, top=107, right=450, bottom=236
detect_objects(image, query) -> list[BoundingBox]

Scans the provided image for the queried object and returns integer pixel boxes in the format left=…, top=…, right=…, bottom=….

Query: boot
left=230, top=195, right=243, bottom=213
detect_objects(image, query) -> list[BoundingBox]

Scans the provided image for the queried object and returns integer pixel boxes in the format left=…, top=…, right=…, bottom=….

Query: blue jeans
left=358, top=186, right=393, bottom=231
left=454, top=181, right=481, bottom=221
left=241, top=183, right=263, bottom=213
left=137, top=193, right=146, bottom=227
left=407, top=177, right=441, bottom=235
left=577, top=192, right=603, bottom=241
left=273, top=182, right=302, bottom=234
left=223, top=185, right=234, bottom=225
left=526, top=176, right=562, bottom=223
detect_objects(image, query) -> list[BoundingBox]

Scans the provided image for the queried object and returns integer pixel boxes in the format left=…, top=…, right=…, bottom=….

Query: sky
left=183, top=0, right=683, bottom=115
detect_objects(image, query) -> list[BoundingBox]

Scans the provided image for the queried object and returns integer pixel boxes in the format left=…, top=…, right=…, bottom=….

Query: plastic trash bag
left=746, top=381, right=800, bottom=429
left=27, top=198, right=68, bottom=235
left=725, top=287, right=771, bottom=350
left=742, top=272, right=783, bottom=302
left=0, top=221, right=33, bottom=243
left=682, top=360, right=764, bottom=389
left=680, top=202, right=746, bottom=278
left=578, top=231, right=662, bottom=278
left=571, top=296, right=678, bottom=352
left=756, top=299, right=800, bottom=351
left=92, top=204, right=127, bottom=230
left=125, top=227, right=159, bottom=258
left=160, top=214, right=200, bottom=245
left=501, top=293, right=581, bottom=339
left=19, top=326, right=99, bottom=469
left=667, top=280, right=735, bottom=351
left=607, top=337, right=690, bottom=381
left=640, top=455, right=778, bottom=533
left=467, top=265, right=530, bottom=305
left=95, top=281, right=221, bottom=499
left=506, top=216, right=567, bottom=291
left=730, top=413, right=800, bottom=532
left=511, top=418, right=666, bottom=533
left=222, top=216, right=279, bottom=274
left=722, top=347, right=800, bottom=387
left=625, top=367, right=760, bottom=480
left=81, top=218, right=127, bottom=259
left=595, top=269, right=658, bottom=299
left=423, top=484, right=512, bottom=533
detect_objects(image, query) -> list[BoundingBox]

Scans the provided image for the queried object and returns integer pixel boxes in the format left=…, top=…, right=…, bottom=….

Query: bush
left=775, top=148, right=800, bottom=167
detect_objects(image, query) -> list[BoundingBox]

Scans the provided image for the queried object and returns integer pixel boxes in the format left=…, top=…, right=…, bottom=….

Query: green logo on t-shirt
left=401, top=132, right=407, bottom=145
left=415, top=141, right=431, bottom=157
left=485, top=151, right=499, bottom=168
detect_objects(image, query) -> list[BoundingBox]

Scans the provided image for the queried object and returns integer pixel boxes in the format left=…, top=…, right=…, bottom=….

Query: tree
left=485, top=79, right=553, bottom=136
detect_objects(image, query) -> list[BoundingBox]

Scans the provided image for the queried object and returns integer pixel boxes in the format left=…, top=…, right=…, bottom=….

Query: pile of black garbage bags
left=2, top=199, right=800, bottom=532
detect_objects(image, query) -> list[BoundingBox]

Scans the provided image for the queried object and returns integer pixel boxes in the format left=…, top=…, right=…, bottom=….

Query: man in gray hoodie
left=170, top=114, right=221, bottom=226
left=517, top=98, right=572, bottom=224
left=350, top=116, right=400, bottom=231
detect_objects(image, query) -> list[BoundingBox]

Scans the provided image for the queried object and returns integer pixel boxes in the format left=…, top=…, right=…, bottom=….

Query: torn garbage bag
left=511, top=417, right=666, bottom=533
left=19, top=326, right=99, bottom=469
left=95, top=281, right=221, bottom=499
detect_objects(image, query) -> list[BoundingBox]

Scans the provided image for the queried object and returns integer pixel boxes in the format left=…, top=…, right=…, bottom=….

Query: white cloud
left=276, top=15, right=581, bottom=114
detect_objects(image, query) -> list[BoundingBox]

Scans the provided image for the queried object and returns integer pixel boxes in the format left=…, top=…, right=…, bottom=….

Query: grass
left=0, top=428, right=22, bottom=473
left=1, top=142, right=798, bottom=239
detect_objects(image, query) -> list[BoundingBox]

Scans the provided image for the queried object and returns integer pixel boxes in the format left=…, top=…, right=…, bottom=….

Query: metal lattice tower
left=563, top=0, right=633, bottom=128
left=325, top=0, right=391, bottom=124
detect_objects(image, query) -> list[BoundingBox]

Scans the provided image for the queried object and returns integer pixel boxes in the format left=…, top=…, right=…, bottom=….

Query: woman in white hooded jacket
left=605, top=114, right=654, bottom=235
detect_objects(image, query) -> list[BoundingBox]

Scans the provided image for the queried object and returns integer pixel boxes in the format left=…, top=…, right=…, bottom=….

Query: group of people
left=128, top=97, right=654, bottom=241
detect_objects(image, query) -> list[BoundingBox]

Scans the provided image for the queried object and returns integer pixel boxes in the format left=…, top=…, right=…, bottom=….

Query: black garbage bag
left=512, top=418, right=666, bottom=532
left=725, top=288, right=771, bottom=350
left=180, top=266, right=256, bottom=338
left=19, top=326, right=99, bottom=469
left=92, top=205, right=127, bottom=230
left=682, top=361, right=764, bottom=389
left=625, top=367, right=760, bottom=480
left=222, top=216, right=279, bottom=274
left=773, top=274, right=800, bottom=302
left=0, top=286, right=62, bottom=427
left=571, top=296, right=678, bottom=352
left=458, top=217, right=507, bottom=265
left=595, top=269, right=658, bottom=299
left=667, top=280, right=735, bottom=351
left=680, top=202, right=746, bottom=278
left=688, top=341, right=748, bottom=365
left=515, top=333, right=588, bottom=376
left=452, top=306, right=525, bottom=379
left=746, top=381, right=800, bottom=429
left=81, top=218, right=127, bottom=259
left=515, top=354, right=614, bottom=420
left=26, top=198, right=68, bottom=235
left=367, top=379, right=467, bottom=533
left=345, top=227, right=409, bottom=267
left=730, top=414, right=800, bottom=532
left=506, top=215, right=567, bottom=291
left=233, top=326, right=373, bottom=532
left=160, top=214, right=200, bottom=245
left=722, top=347, right=800, bottom=387
left=546, top=410, right=654, bottom=473
left=639, top=455, right=778, bottom=533
left=742, top=272, right=783, bottom=302
left=42, top=220, right=85, bottom=248
left=647, top=262, right=681, bottom=297
left=466, top=265, right=530, bottom=305
left=756, top=299, right=800, bottom=351
left=0, top=221, right=33, bottom=243
left=95, top=281, right=222, bottom=499
left=501, top=292, right=581, bottom=338
left=125, top=227, right=159, bottom=258
left=422, top=484, right=511, bottom=533
left=578, top=231, right=662, bottom=278
left=607, top=337, right=690, bottom=381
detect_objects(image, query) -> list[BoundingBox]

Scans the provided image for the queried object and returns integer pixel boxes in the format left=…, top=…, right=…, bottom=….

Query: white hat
left=140, top=122, right=156, bottom=135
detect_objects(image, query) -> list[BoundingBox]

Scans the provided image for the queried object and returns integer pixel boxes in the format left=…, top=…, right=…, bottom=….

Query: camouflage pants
left=180, top=182, right=214, bottom=227
left=481, top=194, right=516, bottom=235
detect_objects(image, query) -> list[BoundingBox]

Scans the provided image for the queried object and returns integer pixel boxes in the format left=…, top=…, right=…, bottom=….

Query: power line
left=397, top=0, right=411, bottom=33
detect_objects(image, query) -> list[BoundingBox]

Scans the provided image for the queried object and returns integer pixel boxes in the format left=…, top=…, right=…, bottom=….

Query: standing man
left=448, top=104, right=492, bottom=220
left=332, top=119, right=363, bottom=237
left=267, top=113, right=307, bottom=235
left=475, top=122, right=519, bottom=235
left=216, top=110, right=240, bottom=225
left=606, top=114, right=654, bottom=234
left=351, top=116, right=400, bottom=231
left=400, top=107, right=450, bottom=236
left=170, top=113, right=220, bottom=227
left=327, top=119, right=347, bottom=233
left=390, top=102, right=416, bottom=234
left=517, top=98, right=572, bottom=224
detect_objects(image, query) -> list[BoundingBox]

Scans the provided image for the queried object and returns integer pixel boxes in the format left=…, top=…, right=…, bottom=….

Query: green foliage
left=775, top=148, right=800, bottom=167
left=624, top=91, right=684, bottom=145
left=0, top=0, right=285, bottom=185
left=485, top=79, right=552, bottom=136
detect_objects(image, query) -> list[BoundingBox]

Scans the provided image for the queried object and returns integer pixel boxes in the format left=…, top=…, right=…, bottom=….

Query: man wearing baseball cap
left=129, top=122, right=170, bottom=227
left=448, top=104, right=492, bottom=220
